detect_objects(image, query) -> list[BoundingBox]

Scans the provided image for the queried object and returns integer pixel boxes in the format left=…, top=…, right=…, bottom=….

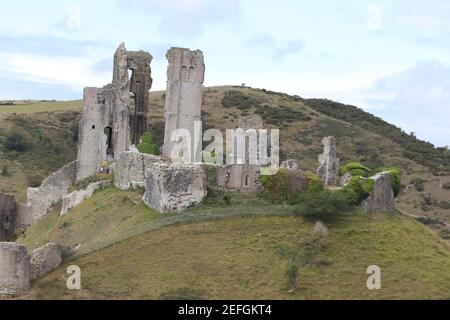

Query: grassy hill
left=2, top=86, right=450, bottom=300
left=15, top=188, right=450, bottom=300
left=1, top=86, right=449, bottom=229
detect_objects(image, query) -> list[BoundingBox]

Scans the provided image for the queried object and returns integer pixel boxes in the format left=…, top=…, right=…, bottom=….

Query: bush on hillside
left=255, top=105, right=312, bottom=126
left=341, top=176, right=374, bottom=205
left=137, top=132, right=159, bottom=155
left=4, top=131, right=27, bottom=152
left=221, top=90, right=262, bottom=110
left=260, top=169, right=310, bottom=204
left=294, top=191, right=353, bottom=222
left=442, top=182, right=450, bottom=190
left=341, top=162, right=371, bottom=177
left=412, top=178, right=425, bottom=192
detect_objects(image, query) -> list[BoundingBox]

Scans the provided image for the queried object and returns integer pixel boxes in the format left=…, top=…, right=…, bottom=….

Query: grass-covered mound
left=25, top=212, right=450, bottom=300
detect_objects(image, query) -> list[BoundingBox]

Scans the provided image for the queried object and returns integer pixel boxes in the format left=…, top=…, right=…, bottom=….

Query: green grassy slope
left=23, top=207, right=450, bottom=300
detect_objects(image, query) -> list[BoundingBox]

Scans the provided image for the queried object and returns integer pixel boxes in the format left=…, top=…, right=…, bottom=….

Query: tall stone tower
left=163, top=48, right=205, bottom=163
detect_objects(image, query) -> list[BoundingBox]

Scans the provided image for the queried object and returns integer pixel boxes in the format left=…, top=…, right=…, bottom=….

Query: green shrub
left=221, top=90, right=261, bottom=110
left=442, top=182, right=450, bottom=190
left=202, top=164, right=217, bottom=186
left=137, top=132, right=159, bottom=155
left=255, top=105, right=312, bottom=125
left=341, top=162, right=371, bottom=177
left=412, top=178, right=425, bottom=192
left=260, top=169, right=309, bottom=204
left=438, top=201, right=450, bottom=210
left=294, top=191, right=353, bottom=222
left=341, top=176, right=374, bottom=205
left=305, top=174, right=324, bottom=194
left=4, top=131, right=27, bottom=152
left=27, top=175, right=43, bottom=188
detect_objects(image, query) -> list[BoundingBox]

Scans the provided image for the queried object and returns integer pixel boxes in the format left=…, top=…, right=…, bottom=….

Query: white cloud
left=367, top=4, right=382, bottom=31
left=0, top=52, right=109, bottom=91
left=65, top=5, right=81, bottom=31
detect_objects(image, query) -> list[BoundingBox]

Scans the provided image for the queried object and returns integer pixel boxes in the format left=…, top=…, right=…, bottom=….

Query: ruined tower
left=76, top=43, right=153, bottom=180
left=317, top=136, right=340, bottom=186
left=163, top=48, right=205, bottom=163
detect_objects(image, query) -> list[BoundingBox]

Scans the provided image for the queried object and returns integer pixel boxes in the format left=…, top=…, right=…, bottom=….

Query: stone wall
left=76, top=85, right=115, bottom=180
left=17, top=161, right=77, bottom=227
left=143, top=163, right=206, bottom=212
left=163, top=48, right=205, bottom=162
left=216, top=165, right=262, bottom=193
left=363, top=172, right=396, bottom=214
left=0, top=242, right=30, bottom=295
left=114, top=151, right=165, bottom=190
left=61, top=180, right=112, bottom=215
left=0, top=193, right=17, bottom=241
left=317, top=136, right=340, bottom=187
left=127, top=50, right=153, bottom=145
left=30, top=243, right=62, bottom=281
left=76, top=43, right=153, bottom=181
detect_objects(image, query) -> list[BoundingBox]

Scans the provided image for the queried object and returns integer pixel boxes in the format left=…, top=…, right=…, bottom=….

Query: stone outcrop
left=61, top=181, right=112, bottom=215
left=30, top=243, right=62, bottom=281
left=0, top=193, right=17, bottom=241
left=17, top=161, right=77, bottom=227
left=143, top=163, right=206, bottom=212
left=216, top=165, right=262, bottom=193
left=77, top=43, right=153, bottom=180
left=317, top=136, right=340, bottom=187
left=114, top=151, right=165, bottom=190
left=0, top=242, right=30, bottom=295
left=163, top=48, right=205, bottom=163
left=363, top=172, right=395, bottom=214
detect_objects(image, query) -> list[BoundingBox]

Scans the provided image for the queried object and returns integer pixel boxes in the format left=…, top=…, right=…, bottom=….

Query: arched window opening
left=180, top=66, right=188, bottom=81
left=245, top=175, right=250, bottom=187
left=188, top=66, right=195, bottom=81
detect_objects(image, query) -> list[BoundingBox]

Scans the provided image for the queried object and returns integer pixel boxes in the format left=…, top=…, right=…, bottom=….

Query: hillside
left=15, top=188, right=450, bottom=300
left=1, top=86, right=450, bottom=231
left=2, top=86, right=450, bottom=300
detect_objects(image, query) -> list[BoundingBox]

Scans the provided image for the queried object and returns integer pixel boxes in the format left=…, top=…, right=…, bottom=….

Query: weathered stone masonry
left=317, top=136, right=340, bottom=187
left=163, top=48, right=205, bottom=162
left=76, top=43, right=153, bottom=180
left=0, top=242, right=30, bottom=295
left=0, top=192, right=17, bottom=242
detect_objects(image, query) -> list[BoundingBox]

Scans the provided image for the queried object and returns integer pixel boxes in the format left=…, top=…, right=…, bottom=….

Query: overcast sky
left=0, top=0, right=449, bottom=147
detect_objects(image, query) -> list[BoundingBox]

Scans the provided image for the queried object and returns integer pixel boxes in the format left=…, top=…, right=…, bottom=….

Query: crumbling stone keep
left=317, top=136, right=340, bottom=187
left=163, top=48, right=205, bottom=162
left=363, top=172, right=396, bottom=214
left=77, top=43, right=153, bottom=180
left=0, top=192, right=17, bottom=242
left=0, top=242, right=30, bottom=295
left=143, top=163, right=206, bottom=212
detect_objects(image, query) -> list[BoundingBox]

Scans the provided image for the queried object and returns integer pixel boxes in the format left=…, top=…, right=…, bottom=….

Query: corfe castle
left=0, top=44, right=396, bottom=295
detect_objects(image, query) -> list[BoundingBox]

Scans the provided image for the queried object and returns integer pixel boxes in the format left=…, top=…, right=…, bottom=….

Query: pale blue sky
left=0, top=0, right=449, bottom=147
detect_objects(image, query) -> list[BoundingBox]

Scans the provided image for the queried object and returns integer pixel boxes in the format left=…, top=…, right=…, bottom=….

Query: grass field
left=22, top=208, right=450, bottom=300
left=0, top=100, right=82, bottom=114
left=12, top=187, right=450, bottom=300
